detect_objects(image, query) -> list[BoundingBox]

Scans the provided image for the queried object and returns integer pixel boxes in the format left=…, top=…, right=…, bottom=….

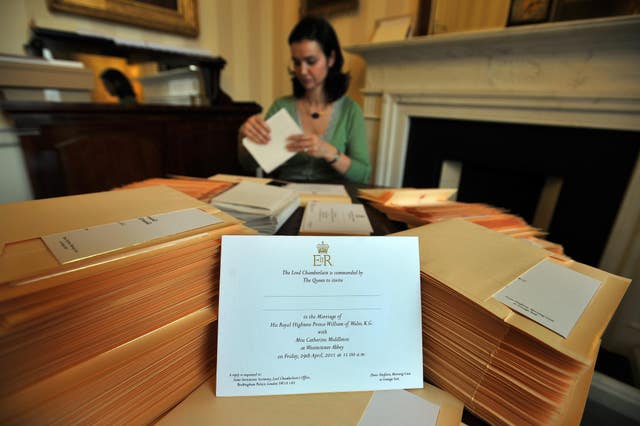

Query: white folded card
left=242, top=108, right=301, bottom=174
left=217, top=235, right=423, bottom=396
left=299, top=202, right=373, bottom=235
left=493, top=259, right=601, bottom=338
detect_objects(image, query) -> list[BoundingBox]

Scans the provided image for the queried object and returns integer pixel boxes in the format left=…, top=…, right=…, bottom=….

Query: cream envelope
left=393, top=218, right=630, bottom=365
left=208, top=173, right=272, bottom=184
left=358, top=187, right=412, bottom=202
left=156, top=378, right=463, bottom=426
left=285, top=183, right=352, bottom=207
left=385, top=188, right=457, bottom=206
left=0, top=186, right=241, bottom=298
left=357, top=188, right=455, bottom=206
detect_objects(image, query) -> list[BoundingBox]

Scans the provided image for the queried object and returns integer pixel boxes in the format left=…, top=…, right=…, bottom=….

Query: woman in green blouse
left=239, top=17, right=371, bottom=184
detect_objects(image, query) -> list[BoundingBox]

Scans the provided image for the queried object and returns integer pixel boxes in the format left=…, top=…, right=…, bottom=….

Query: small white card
left=242, top=108, right=301, bottom=174
left=300, top=202, right=373, bottom=235
left=216, top=235, right=423, bottom=396
left=42, top=208, right=222, bottom=264
left=358, top=390, right=440, bottom=426
left=494, top=259, right=601, bottom=338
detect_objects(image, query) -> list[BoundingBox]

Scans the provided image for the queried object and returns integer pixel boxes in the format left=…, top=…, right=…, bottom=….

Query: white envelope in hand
left=242, top=108, right=302, bottom=174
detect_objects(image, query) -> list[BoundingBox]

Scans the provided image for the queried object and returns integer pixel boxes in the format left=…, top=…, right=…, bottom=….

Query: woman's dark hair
left=288, top=17, right=350, bottom=102
left=100, top=68, right=136, bottom=99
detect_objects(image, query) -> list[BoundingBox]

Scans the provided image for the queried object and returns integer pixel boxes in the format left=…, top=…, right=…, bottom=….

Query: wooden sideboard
left=1, top=101, right=261, bottom=199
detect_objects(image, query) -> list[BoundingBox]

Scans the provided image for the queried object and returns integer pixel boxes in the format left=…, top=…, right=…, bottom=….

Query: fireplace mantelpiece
left=345, top=15, right=640, bottom=361
left=346, top=14, right=639, bottom=186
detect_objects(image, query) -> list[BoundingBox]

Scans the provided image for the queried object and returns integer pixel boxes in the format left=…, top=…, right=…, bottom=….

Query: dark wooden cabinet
left=2, top=101, right=261, bottom=199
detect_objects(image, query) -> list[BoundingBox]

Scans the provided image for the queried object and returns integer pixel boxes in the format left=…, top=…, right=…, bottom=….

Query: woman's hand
left=239, top=114, right=271, bottom=144
left=286, top=134, right=335, bottom=160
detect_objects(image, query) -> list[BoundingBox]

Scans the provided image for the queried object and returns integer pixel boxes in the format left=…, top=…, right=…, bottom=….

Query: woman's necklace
left=304, top=100, right=329, bottom=120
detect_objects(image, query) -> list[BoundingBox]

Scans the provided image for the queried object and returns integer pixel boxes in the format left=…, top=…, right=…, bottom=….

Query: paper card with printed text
left=216, top=235, right=423, bottom=396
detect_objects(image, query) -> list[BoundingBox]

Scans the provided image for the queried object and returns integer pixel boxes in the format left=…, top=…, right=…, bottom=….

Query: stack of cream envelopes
left=362, top=187, right=568, bottom=260
left=393, top=219, right=630, bottom=425
left=117, top=176, right=233, bottom=202
left=210, top=180, right=300, bottom=234
left=0, top=186, right=256, bottom=424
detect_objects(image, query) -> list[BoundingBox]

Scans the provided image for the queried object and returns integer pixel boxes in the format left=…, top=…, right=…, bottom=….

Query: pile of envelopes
left=118, top=176, right=233, bottom=202
left=360, top=188, right=567, bottom=259
left=394, top=219, right=630, bottom=425
left=0, top=186, right=255, bottom=424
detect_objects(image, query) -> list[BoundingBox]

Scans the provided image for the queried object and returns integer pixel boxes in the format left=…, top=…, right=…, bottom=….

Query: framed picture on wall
left=47, top=0, right=199, bottom=37
left=508, top=0, right=553, bottom=25
left=370, top=15, right=414, bottom=43
left=300, top=0, right=359, bottom=17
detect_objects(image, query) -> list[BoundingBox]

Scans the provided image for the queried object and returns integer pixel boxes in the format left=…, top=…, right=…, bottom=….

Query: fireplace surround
left=346, top=14, right=640, bottom=380
left=346, top=15, right=639, bottom=272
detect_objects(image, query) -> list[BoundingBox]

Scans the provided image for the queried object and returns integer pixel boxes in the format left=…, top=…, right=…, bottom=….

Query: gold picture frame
left=370, top=15, right=413, bottom=43
left=47, top=0, right=199, bottom=37
left=508, top=0, right=553, bottom=25
left=300, top=0, right=359, bottom=17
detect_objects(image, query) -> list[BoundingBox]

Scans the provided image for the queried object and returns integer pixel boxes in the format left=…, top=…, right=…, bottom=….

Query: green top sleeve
left=265, top=98, right=289, bottom=119
left=337, top=98, right=370, bottom=183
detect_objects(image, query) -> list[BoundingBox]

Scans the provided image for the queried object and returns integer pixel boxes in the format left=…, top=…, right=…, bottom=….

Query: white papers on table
left=241, top=108, right=301, bottom=174
left=216, top=235, right=423, bottom=396
left=210, top=181, right=299, bottom=234
left=300, top=202, right=373, bottom=236
left=494, top=259, right=601, bottom=338
left=358, top=390, right=440, bottom=426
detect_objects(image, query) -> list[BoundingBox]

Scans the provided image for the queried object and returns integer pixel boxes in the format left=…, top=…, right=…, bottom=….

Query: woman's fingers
left=251, top=116, right=271, bottom=142
left=241, top=115, right=271, bottom=144
left=286, top=134, right=307, bottom=152
left=286, top=134, right=320, bottom=155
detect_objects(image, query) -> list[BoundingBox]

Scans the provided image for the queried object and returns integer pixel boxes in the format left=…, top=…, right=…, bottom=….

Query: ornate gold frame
left=48, top=0, right=199, bottom=37
left=300, top=0, right=359, bottom=17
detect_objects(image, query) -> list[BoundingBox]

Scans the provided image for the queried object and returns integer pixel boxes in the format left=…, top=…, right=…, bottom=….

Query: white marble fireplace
left=346, top=15, right=640, bottom=368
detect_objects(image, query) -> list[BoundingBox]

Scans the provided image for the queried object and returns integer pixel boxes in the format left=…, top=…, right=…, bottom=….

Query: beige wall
left=328, top=0, right=420, bottom=105
left=0, top=0, right=279, bottom=109
left=0, top=0, right=420, bottom=110
left=270, top=0, right=421, bottom=106
left=0, top=0, right=421, bottom=196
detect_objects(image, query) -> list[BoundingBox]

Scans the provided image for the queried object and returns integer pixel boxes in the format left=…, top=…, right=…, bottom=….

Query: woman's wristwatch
left=327, top=148, right=341, bottom=165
